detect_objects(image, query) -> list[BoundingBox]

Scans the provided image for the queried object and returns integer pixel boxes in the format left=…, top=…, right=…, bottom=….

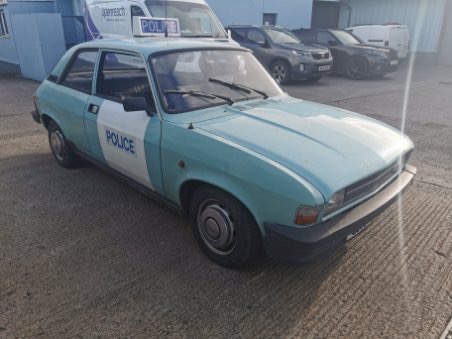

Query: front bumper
left=369, top=57, right=399, bottom=75
left=263, top=165, right=416, bottom=264
left=290, top=60, right=333, bottom=79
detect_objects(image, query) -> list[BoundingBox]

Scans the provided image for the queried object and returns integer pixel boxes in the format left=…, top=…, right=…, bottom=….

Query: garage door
left=437, top=0, right=452, bottom=66
left=311, top=0, right=340, bottom=29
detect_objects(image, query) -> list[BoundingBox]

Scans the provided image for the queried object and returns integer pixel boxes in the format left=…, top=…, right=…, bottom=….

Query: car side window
left=230, top=28, right=248, bottom=43
left=60, top=50, right=98, bottom=94
left=247, top=29, right=266, bottom=45
left=317, top=32, right=335, bottom=45
left=96, top=51, right=154, bottom=106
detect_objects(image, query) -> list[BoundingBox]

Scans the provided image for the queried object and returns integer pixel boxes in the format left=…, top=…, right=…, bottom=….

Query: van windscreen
left=145, top=0, right=226, bottom=38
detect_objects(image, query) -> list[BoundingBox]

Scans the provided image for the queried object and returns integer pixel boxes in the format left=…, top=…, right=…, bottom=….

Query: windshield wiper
left=209, top=78, right=269, bottom=99
left=164, top=90, right=234, bottom=105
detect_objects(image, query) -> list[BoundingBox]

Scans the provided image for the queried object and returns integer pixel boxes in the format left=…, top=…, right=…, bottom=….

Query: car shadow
left=1, top=152, right=346, bottom=337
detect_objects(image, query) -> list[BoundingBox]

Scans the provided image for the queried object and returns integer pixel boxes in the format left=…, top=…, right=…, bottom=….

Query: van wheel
left=271, top=61, right=290, bottom=85
left=189, top=186, right=262, bottom=269
left=48, top=120, right=80, bottom=168
left=346, top=57, right=368, bottom=80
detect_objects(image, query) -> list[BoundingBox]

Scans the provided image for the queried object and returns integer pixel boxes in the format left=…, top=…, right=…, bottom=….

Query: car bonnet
left=194, top=96, right=414, bottom=199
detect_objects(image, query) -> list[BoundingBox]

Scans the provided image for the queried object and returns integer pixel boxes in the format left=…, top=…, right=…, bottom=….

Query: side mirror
left=123, top=97, right=155, bottom=117
left=258, top=40, right=268, bottom=47
left=327, top=40, right=338, bottom=46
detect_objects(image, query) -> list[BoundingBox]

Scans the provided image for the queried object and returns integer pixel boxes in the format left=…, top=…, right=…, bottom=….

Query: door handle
left=88, top=104, right=99, bottom=114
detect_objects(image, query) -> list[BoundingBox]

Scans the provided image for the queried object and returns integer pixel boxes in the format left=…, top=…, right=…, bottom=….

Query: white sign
left=133, top=17, right=180, bottom=37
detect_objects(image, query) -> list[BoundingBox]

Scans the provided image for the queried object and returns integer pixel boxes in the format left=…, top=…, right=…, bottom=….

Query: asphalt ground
left=0, top=64, right=451, bottom=338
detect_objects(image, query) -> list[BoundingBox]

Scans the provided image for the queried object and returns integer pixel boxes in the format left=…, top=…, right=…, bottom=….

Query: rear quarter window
left=60, top=50, right=98, bottom=94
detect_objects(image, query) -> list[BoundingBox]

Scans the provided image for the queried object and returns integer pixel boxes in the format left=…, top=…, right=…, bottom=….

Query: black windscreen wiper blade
left=209, top=78, right=269, bottom=99
left=164, top=90, right=234, bottom=105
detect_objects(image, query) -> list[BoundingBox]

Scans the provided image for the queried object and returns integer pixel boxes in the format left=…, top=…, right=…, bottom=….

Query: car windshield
left=145, top=0, right=226, bottom=38
left=332, top=30, right=361, bottom=45
left=151, top=49, right=283, bottom=114
left=264, top=27, right=301, bottom=44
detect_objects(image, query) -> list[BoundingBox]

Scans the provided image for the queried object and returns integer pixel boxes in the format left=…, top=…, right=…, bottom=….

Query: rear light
left=294, top=206, right=320, bottom=226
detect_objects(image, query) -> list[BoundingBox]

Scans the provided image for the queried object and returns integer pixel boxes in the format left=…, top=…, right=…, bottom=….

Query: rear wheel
left=346, top=57, right=368, bottom=80
left=48, top=120, right=80, bottom=168
left=271, top=61, right=290, bottom=85
left=189, top=186, right=262, bottom=268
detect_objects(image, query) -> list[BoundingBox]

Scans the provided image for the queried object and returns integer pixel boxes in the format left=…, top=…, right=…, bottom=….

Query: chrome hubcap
left=50, top=129, right=66, bottom=161
left=272, top=65, right=287, bottom=83
left=197, top=200, right=236, bottom=255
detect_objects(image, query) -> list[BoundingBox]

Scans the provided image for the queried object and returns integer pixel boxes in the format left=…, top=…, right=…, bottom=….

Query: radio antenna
left=165, top=0, right=168, bottom=37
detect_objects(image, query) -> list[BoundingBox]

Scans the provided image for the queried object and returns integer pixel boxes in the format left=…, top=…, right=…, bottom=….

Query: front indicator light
left=294, top=206, right=320, bottom=226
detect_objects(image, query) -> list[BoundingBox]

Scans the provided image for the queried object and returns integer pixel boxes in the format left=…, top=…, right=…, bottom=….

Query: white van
left=84, top=0, right=229, bottom=41
left=347, top=24, right=410, bottom=59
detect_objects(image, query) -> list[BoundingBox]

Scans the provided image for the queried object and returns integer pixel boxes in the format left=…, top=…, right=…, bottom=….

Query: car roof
left=72, top=37, right=246, bottom=56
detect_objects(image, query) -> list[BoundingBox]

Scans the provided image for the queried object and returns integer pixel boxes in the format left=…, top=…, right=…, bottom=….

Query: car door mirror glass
left=328, top=40, right=338, bottom=46
left=123, top=97, right=154, bottom=116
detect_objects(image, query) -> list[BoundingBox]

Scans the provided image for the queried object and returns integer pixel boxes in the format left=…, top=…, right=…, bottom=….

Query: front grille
left=312, top=52, right=330, bottom=60
left=344, top=162, right=402, bottom=203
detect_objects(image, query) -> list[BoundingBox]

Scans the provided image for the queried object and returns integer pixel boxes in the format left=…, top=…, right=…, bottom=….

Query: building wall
left=339, top=0, right=447, bottom=53
left=0, top=0, right=57, bottom=66
left=207, top=0, right=314, bottom=29
left=0, top=6, right=18, bottom=65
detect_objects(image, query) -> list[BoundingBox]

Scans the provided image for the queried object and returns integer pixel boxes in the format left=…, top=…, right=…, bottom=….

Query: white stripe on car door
left=96, top=99, right=154, bottom=189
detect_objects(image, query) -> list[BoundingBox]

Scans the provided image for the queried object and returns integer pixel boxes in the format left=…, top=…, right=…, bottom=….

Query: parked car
left=32, top=38, right=415, bottom=268
left=227, top=25, right=333, bottom=84
left=293, top=28, right=399, bottom=79
left=346, top=24, right=410, bottom=59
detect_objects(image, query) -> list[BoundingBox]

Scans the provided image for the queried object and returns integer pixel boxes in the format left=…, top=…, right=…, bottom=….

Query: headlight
left=292, top=50, right=312, bottom=58
left=325, top=190, right=345, bottom=215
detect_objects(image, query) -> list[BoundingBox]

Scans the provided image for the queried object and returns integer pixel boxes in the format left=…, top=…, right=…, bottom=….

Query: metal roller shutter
left=311, top=1, right=341, bottom=29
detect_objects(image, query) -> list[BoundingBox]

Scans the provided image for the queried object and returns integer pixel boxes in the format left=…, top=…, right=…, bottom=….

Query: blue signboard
left=139, top=17, right=180, bottom=37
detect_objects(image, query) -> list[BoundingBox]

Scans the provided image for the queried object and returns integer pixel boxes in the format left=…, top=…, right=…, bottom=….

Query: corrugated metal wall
left=339, top=0, right=447, bottom=53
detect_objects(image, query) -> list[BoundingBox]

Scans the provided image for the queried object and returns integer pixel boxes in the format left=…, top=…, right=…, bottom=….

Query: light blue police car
left=32, top=38, right=416, bottom=268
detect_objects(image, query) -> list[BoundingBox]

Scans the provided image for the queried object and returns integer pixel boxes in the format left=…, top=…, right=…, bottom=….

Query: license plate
left=390, top=60, right=399, bottom=66
left=319, top=65, right=331, bottom=71
left=346, top=223, right=370, bottom=241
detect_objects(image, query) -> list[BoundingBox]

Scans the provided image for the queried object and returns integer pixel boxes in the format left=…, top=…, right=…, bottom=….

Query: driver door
left=84, top=50, right=163, bottom=192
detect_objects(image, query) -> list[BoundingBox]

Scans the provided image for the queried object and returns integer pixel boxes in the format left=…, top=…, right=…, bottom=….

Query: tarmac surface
left=0, top=64, right=451, bottom=338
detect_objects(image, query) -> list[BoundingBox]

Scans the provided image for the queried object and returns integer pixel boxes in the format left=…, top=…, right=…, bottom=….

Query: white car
left=347, top=24, right=410, bottom=59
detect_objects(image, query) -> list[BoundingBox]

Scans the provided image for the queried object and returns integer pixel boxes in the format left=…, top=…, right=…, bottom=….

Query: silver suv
left=228, top=25, right=333, bottom=84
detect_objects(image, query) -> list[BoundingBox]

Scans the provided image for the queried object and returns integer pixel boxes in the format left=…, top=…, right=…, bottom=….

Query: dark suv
left=293, top=29, right=399, bottom=80
left=227, top=25, right=333, bottom=84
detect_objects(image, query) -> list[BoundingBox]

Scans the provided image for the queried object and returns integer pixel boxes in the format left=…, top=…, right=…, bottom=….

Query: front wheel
left=48, top=120, right=80, bottom=168
left=189, top=186, right=263, bottom=268
left=346, top=57, right=368, bottom=80
left=271, top=61, right=290, bottom=85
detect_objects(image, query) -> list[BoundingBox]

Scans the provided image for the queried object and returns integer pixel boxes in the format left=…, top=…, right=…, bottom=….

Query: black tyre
left=306, top=76, right=322, bottom=82
left=346, top=57, right=368, bottom=80
left=48, top=120, right=80, bottom=168
left=271, top=60, right=290, bottom=85
left=189, top=186, right=263, bottom=269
